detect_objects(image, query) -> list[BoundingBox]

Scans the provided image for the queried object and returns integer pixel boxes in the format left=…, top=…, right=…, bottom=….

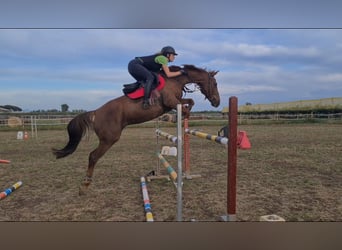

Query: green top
left=154, top=55, right=168, bottom=65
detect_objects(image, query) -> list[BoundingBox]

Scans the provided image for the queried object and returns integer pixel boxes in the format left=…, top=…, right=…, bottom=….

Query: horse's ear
left=211, top=70, right=219, bottom=76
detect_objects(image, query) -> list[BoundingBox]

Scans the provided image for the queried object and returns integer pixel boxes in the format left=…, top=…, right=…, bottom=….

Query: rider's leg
left=128, top=59, right=145, bottom=84
left=128, top=60, right=155, bottom=109
left=142, top=74, right=154, bottom=109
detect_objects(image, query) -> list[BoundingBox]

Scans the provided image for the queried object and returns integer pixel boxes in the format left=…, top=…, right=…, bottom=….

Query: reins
left=182, top=71, right=213, bottom=101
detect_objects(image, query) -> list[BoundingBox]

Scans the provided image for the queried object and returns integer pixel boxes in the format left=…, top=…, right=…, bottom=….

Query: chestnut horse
left=52, top=64, right=220, bottom=195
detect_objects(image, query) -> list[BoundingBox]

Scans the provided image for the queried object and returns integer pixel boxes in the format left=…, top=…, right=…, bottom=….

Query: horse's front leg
left=181, top=98, right=195, bottom=119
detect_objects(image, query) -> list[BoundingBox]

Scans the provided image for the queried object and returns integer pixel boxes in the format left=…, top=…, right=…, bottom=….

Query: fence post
left=227, top=96, right=237, bottom=221
left=220, top=96, right=238, bottom=222
left=176, top=104, right=183, bottom=222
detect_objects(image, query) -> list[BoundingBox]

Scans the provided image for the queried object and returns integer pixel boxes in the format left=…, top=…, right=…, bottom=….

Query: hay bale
left=7, top=116, right=23, bottom=127
left=159, top=114, right=177, bottom=123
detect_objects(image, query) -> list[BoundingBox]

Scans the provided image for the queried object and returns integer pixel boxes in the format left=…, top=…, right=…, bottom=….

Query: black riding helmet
left=161, top=46, right=178, bottom=56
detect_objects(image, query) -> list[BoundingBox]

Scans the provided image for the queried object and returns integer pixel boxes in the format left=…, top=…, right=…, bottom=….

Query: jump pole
left=155, top=129, right=178, bottom=144
left=176, top=103, right=183, bottom=222
left=184, top=128, right=228, bottom=145
left=145, top=104, right=183, bottom=221
left=140, top=177, right=154, bottom=222
left=147, top=128, right=178, bottom=182
left=0, top=181, right=23, bottom=200
left=156, top=153, right=177, bottom=181
left=0, top=159, right=11, bottom=164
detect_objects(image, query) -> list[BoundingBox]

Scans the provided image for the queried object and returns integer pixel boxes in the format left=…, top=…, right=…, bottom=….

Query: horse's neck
left=168, top=76, right=188, bottom=88
left=183, top=76, right=202, bottom=89
left=166, top=73, right=198, bottom=89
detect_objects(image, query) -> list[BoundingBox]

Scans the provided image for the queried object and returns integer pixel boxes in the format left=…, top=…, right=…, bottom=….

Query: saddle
left=123, top=75, right=166, bottom=99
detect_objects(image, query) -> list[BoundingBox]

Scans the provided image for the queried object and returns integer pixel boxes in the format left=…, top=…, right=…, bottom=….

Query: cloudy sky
left=1, top=29, right=342, bottom=111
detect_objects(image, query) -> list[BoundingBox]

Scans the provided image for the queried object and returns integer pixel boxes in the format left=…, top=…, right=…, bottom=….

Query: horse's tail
left=52, top=111, right=93, bottom=159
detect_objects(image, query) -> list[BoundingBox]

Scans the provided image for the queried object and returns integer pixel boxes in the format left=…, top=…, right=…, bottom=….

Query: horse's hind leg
left=79, top=139, right=116, bottom=195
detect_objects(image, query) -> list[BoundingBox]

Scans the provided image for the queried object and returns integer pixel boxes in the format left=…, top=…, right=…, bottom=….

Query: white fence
left=1, top=112, right=341, bottom=132
left=0, top=114, right=75, bottom=127
left=0, top=114, right=75, bottom=138
left=238, top=112, right=342, bottom=121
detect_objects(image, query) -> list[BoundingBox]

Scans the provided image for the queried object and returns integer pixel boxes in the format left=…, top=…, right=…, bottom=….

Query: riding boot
left=142, top=79, right=153, bottom=109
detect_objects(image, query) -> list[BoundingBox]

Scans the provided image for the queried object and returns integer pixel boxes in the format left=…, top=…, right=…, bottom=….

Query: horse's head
left=182, top=65, right=221, bottom=107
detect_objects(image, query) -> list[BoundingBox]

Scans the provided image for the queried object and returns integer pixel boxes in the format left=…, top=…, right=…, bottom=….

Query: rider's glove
left=180, top=69, right=188, bottom=75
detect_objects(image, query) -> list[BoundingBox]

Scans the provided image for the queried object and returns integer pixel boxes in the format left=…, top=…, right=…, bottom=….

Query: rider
left=128, top=46, right=187, bottom=109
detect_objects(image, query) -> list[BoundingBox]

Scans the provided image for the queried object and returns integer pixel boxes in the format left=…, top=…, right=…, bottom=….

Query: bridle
left=206, top=72, right=214, bottom=100
left=182, top=71, right=215, bottom=102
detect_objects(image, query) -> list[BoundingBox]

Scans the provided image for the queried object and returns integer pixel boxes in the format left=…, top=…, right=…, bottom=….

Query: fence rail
left=0, top=114, right=75, bottom=128
left=238, top=112, right=342, bottom=121
left=1, top=112, right=342, bottom=130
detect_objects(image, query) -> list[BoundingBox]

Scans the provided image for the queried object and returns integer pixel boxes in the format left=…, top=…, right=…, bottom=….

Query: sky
left=1, top=29, right=342, bottom=112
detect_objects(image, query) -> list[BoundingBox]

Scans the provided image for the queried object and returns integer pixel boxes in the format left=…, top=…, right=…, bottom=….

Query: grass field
left=0, top=123, right=341, bottom=221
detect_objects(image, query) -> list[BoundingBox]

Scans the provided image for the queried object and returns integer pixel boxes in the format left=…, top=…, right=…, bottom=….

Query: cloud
left=1, top=29, right=342, bottom=111
left=318, top=73, right=342, bottom=83
left=0, top=89, right=121, bottom=111
left=0, top=66, right=130, bottom=90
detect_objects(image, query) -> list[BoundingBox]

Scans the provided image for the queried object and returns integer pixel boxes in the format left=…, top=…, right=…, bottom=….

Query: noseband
left=207, top=72, right=214, bottom=99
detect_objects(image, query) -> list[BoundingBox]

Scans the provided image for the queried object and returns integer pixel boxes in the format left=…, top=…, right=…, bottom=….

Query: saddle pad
left=127, top=75, right=165, bottom=99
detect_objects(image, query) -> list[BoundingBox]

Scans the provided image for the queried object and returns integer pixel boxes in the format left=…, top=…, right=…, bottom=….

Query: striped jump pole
left=156, top=153, right=177, bottom=181
left=0, top=181, right=23, bottom=200
left=184, top=129, right=228, bottom=145
left=155, top=129, right=178, bottom=144
left=0, top=159, right=11, bottom=164
left=185, top=127, right=250, bottom=150
left=140, top=177, right=154, bottom=222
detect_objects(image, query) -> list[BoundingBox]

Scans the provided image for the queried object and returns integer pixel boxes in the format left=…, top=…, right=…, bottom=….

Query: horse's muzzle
left=210, top=96, right=220, bottom=107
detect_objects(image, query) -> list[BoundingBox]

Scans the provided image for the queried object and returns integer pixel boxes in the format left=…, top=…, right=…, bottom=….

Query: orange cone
left=24, top=131, right=29, bottom=140
left=237, top=131, right=251, bottom=149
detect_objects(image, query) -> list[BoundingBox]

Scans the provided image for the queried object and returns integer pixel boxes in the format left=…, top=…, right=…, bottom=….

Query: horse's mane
left=167, top=65, right=211, bottom=94
left=169, top=64, right=207, bottom=73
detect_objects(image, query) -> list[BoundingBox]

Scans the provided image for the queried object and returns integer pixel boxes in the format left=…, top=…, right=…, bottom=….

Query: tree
left=61, top=104, right=69, bottom=112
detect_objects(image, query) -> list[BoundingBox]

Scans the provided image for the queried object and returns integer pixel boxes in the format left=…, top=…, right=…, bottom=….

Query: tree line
left=0, top=104, right=86, bottom=114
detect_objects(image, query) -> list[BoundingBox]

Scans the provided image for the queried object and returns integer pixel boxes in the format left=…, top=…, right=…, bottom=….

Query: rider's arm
left=155, top=55, right=183, bottom=78
left=162, top=64, right=183, bottom=78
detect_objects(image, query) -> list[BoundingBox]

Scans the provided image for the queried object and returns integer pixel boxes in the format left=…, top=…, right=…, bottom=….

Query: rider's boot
left=142, top=79, right=153, bottom=109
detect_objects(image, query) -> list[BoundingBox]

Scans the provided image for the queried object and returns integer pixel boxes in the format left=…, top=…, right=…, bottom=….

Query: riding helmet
left=161, top=46, right=178, bottom=56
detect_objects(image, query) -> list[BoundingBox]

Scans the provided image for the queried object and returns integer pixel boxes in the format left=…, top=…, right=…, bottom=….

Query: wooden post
left=221, top=96, right=238, bottom=221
